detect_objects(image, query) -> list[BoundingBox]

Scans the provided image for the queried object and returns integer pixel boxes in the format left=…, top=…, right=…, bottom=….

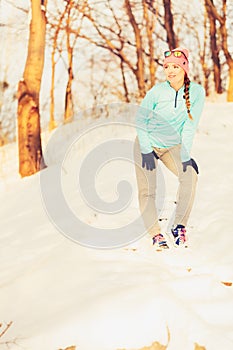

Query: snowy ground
left=0, top=101, right=233, bottom=350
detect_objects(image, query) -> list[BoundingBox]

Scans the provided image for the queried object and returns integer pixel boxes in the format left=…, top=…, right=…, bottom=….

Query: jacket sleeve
left=136, top=89, right=156, bottom=154
left=180, top=85, right=205, bottom=162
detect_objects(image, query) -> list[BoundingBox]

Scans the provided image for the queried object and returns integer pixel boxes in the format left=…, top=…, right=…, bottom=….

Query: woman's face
left=163, top=63, right=185, bottom=86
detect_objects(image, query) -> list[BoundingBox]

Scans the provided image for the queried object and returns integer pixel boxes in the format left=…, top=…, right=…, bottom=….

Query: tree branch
left=205, top=0, right=224, bottom=24
left=0, top=321, right=13, bottom=339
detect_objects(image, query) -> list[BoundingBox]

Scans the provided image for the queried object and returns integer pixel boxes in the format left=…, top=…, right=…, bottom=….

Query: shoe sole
left=154, top=242, right=170, bottom=251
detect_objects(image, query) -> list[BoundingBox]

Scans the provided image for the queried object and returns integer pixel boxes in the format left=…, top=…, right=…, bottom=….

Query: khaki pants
left=134, top=137, right=198, bottom=237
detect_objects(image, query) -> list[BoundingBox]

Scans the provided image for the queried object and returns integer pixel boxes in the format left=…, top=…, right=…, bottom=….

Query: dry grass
left=117, top=340, right=166, bottom=350
left=61, top=340, right=206, bottom=350
left=131, top=341, right=166, bottom=349
left=194, top=343, right=206, bottom=350
left=118, top=340, right=206, bottom=350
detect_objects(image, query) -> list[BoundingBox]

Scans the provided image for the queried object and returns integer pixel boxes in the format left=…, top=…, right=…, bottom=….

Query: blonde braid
left=184, top=75, right=193, bottom=120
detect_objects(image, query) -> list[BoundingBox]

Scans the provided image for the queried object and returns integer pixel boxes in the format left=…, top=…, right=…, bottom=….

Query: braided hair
left=184, top=75, right=193, bottom=120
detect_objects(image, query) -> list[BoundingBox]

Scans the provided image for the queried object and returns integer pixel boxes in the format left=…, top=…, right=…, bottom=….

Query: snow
left=1, top=101, right=233, bottom=350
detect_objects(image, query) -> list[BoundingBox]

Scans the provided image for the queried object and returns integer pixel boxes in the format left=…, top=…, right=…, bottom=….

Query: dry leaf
left=221, top=281, right=232, bottom=287
left=194, top=343, right=206, bottom=350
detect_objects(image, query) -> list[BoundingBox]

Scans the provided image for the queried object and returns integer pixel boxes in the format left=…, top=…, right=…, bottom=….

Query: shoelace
left=153, top=234, right=168, bottom=248
left=179, top=232, right=186, bottom=243
left=173, top=229, right=187, bottom=245
left=153, top=234, right=164, bottom=244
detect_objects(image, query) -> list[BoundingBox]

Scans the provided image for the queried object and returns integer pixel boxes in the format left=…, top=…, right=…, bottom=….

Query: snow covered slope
left=0, top=101, right=233, bottom=350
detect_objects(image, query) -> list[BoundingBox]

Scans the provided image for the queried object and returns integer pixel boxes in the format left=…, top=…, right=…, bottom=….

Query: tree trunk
left=50, top=5, right=67, bottom=129
left=143, top=0, right=156, bottom=88
left=227, top=63, right=233, bottom=102
left=204, top=0, right=233, bottom=100
left=17, top=0, right=47, bottom=177
left=64, top=47, right=74, bottom=121
left=205, top=0, right=222, bottom=94
left=50, top=46, right=56, bottom=130
left=219, top=0, right=233, bottom=101
left=201, top=5, right=211, bottom=96
left=163, top=0, right=178, bottom=49
left=64, top=4, right=74, bottom=121
left=120, top=60, right=130, bottom=102
left=125, top=0, right=145, bottom=97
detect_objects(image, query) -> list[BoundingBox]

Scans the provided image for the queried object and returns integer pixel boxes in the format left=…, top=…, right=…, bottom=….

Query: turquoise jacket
left=136, top=81, right=205, bottom=162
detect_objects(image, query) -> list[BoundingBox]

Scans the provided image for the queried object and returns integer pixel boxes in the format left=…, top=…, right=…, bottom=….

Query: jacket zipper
left=174, top=91, right=178, bottom=108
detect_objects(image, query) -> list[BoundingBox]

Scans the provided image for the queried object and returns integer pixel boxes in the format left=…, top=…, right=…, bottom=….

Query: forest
left=0, top=0, right=233, bottom=176
left=1, top=2, right=233, bottom=350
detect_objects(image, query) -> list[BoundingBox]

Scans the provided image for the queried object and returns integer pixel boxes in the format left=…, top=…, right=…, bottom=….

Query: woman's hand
left=182, top=158, right=199, bottom=174
left=141, top=151, right=158, bottom=171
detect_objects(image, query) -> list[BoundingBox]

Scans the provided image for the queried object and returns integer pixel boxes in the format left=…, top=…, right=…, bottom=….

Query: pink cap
left=163, top=47, right=189, bottom=75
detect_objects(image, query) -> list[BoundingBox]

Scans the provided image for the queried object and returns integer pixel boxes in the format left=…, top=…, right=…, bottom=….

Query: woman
left=134, top=47, right=205, bottom=250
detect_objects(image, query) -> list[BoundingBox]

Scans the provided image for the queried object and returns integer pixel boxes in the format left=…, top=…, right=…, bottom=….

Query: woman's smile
left=164, top=63, right=185, bottom=90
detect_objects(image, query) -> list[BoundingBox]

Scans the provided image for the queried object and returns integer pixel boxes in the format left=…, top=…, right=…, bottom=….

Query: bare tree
left=205, top=0, right=233, bottom=100
left=124, top=0, right=145, bottom=96
left=72, top=0, right=162, bottom=99
left=64, top=0, right=75, bottom=121
left=0, top=321, right=22, bottom=347
left=205, top=0, right=223, bottom=94
left=47, top=1, right=84, bottom=123
left=163, top=0, right=178, bottom=49
left=45, top=0, right=232, bottom=108
left=17, top=0, right=47, bottom=177
left=64, top=1, right=82, bottom=121
left=143, top=0, right=157, bottom=88
left=49, top=4, right=67, bottom=130
left=180, top=6, right=211, bottom=95
left=202, top=5, right=212, bottom=95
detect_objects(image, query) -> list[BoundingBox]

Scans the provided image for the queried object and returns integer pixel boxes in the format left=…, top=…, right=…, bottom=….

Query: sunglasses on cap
left=164, top=50, right=188, bottom=61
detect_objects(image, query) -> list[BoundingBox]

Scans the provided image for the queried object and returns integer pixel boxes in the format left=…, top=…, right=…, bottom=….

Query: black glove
left=142, top=151, right=158, bottom=171
left=182, top=158, right=199, bottom=174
